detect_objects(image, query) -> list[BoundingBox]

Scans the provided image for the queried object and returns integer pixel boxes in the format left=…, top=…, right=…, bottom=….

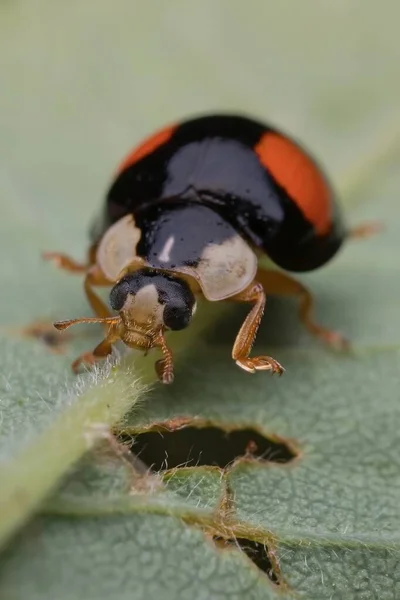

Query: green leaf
left=1, top=1, right=400, bottom=599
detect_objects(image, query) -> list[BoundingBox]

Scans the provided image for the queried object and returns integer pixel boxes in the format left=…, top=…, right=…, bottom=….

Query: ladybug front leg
left=71, top=335, right=118, bottom=373
left=153, top=330, right=174, bottom=385
left=256, top=267, right=349, bottom=350
left=231, top=281, right=284, bottom=376
left=53, top=317, right=121, bottom=373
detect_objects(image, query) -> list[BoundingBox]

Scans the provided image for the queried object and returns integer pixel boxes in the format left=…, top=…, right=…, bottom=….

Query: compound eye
left=163, top=302, right=192, bottom=331
left=109, top=279, right=131, bottom=311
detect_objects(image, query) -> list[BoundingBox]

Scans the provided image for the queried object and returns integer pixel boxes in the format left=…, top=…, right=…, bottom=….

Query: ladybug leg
left=153, top=331, right=174, bottom=384
left=231, top=281, right=284, bottom=376
left=46, top=254, right=113, bottom=322
left=52, top=266, right=116, bottom=371
left=44, top=253, right=113, bottom=320
left=43, top=244, right=98, bottom=273
left=71, top=333, right=119, bottom=373
left=84, top=266, right=113, bottom=320
left=256, top=267, right=349, bottom=350
left=54, top=316, right=120, bottom=372
left=347, top=222, right=382, bottom=240
left=42, top=252, right=88, bottom=273
left=54, top=318, right=120, bottom=373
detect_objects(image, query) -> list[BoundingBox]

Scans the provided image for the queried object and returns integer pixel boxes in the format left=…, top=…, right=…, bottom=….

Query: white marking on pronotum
left=158, top=235, right=175, bottom=262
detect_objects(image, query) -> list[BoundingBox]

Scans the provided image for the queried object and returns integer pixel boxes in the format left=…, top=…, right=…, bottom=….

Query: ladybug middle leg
left=43, top=244, right=97, bottom=274
left=255, top=267, right=349, bottom=350
left=231, top=281, right=284, bottom=376
left=43, top=246, right=113, bottom=323
left=45, top=249, right=114, bottom=322
left=84, top=265, right=113, bottom=320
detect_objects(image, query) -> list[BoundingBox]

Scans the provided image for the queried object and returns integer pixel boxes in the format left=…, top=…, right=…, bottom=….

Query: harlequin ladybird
left=44, top=114, right=374, bottom=383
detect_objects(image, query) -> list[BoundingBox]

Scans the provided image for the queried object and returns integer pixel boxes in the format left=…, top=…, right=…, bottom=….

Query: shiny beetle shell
left=91, top=114, right=346, bottom=282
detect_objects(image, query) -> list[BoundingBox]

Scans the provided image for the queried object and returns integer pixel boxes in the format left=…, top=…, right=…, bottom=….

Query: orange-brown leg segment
left=44, top=247, right=112, bottom=322
left=348, top=222, right=382, bottom=240
left=84, top=266, right=113, bottom=320
left=71, top=339, right=113, bottom=373
left=153, top=331, right=174, bottom=384
left=231, top=281, right=284, bottom=375
left=256, top=268, right=349, bottom=350
left=42, top=252, right=88, bottom=273
left=43, top=243, right=98, bottom=273
left=69, top=321, right=121, bottom=373
left=44, top=250, right=113, bottom=323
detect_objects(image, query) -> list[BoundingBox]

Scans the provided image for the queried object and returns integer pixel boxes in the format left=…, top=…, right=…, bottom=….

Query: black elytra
left=92, top=113, right=346, bottom=275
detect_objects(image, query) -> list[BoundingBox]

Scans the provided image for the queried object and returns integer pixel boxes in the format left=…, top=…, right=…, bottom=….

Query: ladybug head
left=53, top=267, right=196, bottom=384
left=109, top=268, right=196, bottom=334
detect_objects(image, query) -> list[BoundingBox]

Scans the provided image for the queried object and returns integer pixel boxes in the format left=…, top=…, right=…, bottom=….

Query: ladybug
left=45, top=114, right=374, bottom=383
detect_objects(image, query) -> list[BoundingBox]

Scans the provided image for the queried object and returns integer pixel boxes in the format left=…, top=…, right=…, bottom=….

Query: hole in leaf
left=213, top=536, right=280, bottom=585
left=127, top=424, right=296, bottom=471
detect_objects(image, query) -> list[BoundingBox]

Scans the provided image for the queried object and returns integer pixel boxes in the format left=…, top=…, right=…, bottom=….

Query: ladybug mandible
left=45, top=114, right=373, bottom=383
